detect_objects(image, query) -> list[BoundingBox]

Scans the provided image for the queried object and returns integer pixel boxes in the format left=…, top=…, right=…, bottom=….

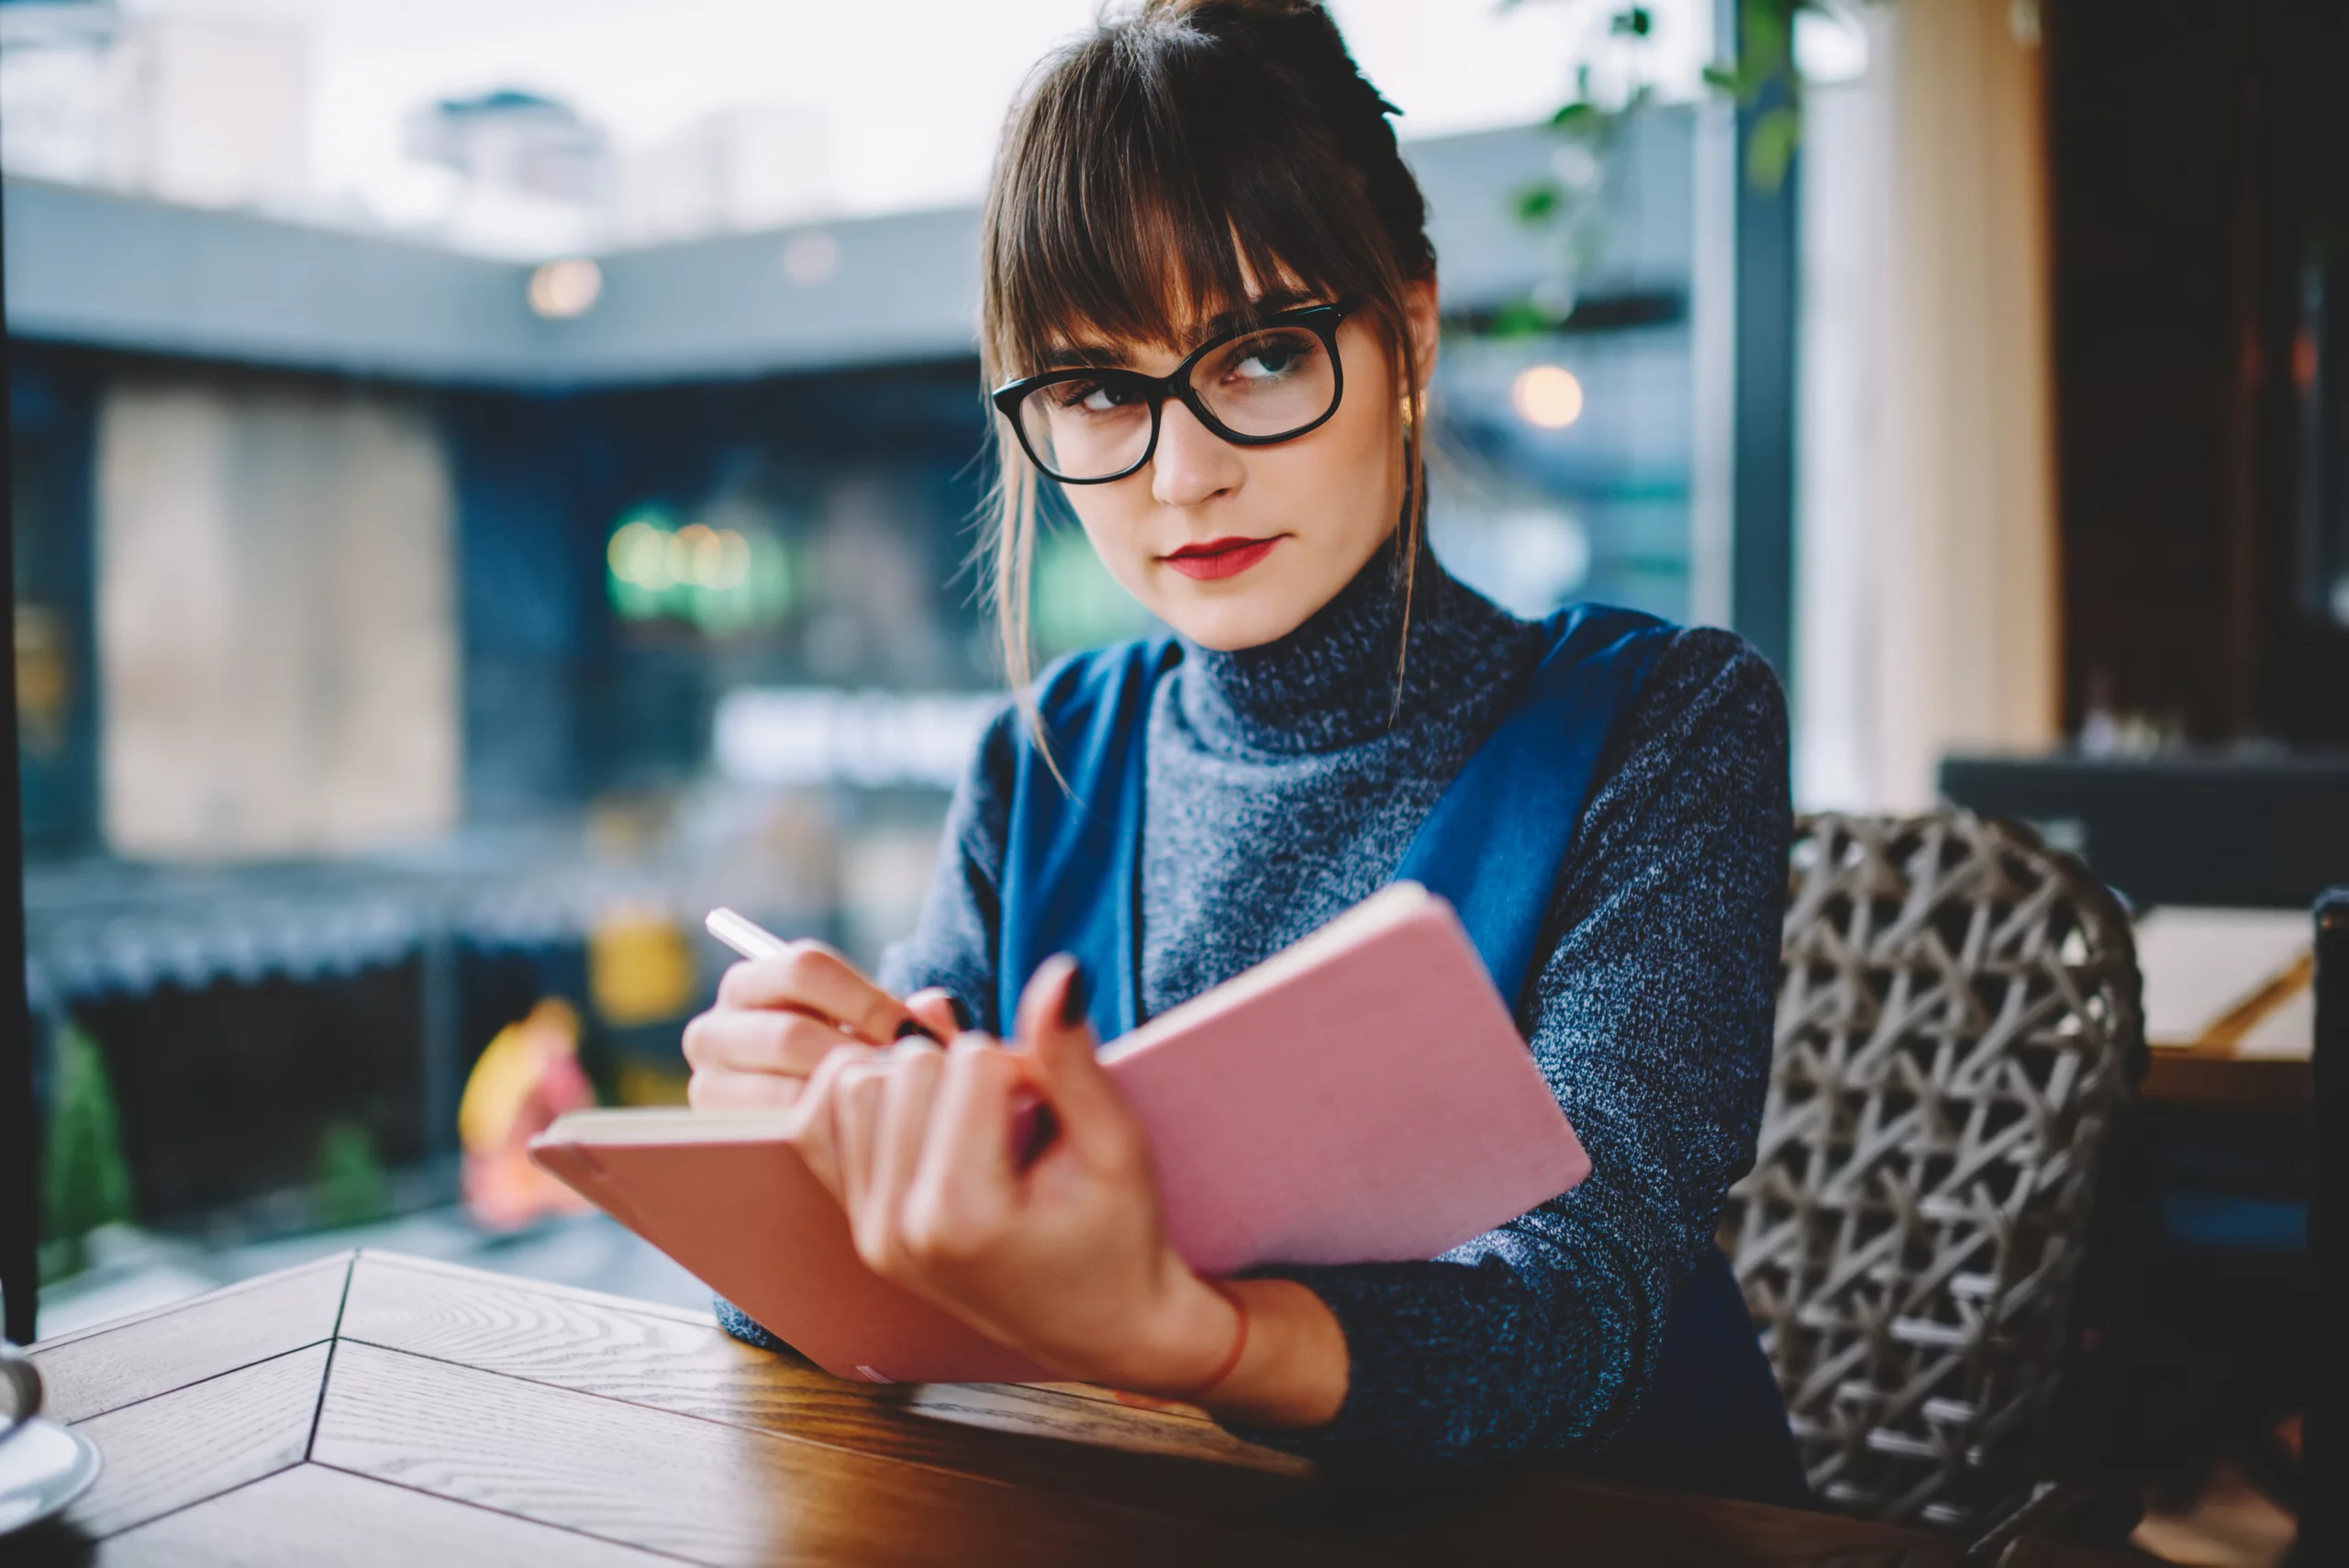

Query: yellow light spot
left=528, top=258, right=603, bottom=319
left=709, top=529, right=752, bottom=590
left=692, top=527, right=730, bottom=588
left=668, top=523, right=715, bottom=586
left=1511, top=364, right=1585, bottom=429
left=628, top=525, right=674, bottom=590
left=607, top=519, right=666, bottom=585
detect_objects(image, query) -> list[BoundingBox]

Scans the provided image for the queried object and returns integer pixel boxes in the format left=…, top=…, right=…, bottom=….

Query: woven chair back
left=1718, top=812, right=2143, bottom=1528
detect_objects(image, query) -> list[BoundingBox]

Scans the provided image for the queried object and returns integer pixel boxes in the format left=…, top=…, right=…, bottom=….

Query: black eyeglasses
left=990, top=300, right=1357, bottom=484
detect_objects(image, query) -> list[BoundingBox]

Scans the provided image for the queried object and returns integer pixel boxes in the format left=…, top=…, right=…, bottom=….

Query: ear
left=1401, top=273, right=1442, bottom=395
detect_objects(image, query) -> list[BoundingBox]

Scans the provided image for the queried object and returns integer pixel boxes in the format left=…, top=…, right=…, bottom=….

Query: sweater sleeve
left=1223, top=629, right=1790, bottom=1465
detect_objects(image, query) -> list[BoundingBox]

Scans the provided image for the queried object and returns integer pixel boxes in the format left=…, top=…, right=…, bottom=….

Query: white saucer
left=0, top=1418, right=104, bottom=1536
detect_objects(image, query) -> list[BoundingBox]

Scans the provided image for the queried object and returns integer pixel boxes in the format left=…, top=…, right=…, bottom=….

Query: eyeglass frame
left=989, top=298, right=1361, bottom=485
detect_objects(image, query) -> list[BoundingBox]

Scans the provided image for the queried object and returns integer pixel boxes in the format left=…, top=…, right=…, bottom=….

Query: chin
left=1156, top=586, right=1321, bottom=652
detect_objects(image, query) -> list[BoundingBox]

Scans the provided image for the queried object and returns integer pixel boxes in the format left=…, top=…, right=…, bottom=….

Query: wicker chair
left=1717, top=812, right=2144, bottom=1532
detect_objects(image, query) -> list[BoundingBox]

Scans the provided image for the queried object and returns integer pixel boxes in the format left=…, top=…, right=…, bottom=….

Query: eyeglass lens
left=1017, top=322, right=1339, bottom=481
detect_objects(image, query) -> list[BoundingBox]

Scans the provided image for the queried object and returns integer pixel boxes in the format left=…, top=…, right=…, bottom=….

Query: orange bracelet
left=1178, top=1280, right=1251, bottom=1401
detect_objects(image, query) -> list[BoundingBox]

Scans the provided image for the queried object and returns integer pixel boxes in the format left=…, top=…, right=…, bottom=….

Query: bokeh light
left=527, top=258, right=604, bottom=319
left=1511, top=364, right=1586, bottom=429
left=781, top=231, right=841, bottom=285
left=606, top=509, right=791, bottom=633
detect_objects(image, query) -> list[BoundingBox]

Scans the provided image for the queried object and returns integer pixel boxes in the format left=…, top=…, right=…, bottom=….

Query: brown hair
left=978, top=0, right=1437, bottom=708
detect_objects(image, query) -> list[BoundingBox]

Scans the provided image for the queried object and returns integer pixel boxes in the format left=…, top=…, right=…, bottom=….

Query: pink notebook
left=530, top=882, right=1588, bottom=1384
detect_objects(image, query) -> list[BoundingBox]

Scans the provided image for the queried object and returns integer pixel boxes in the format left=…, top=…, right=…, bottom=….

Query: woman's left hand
left=782, top=956, right=1244, bottom=1397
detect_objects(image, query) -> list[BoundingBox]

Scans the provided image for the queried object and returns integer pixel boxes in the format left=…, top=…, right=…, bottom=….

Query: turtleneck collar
left=1173, top=538, right=1539, bottom=755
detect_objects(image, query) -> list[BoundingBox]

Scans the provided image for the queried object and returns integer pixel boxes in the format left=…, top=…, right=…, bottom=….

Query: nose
left=1149, top=397, right=1243, bottom=509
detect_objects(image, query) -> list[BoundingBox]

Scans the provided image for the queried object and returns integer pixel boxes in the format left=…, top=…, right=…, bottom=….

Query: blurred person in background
left=682, top=0, right=1797, bottom=1501
left=460, top=998, right=596, bottom=1230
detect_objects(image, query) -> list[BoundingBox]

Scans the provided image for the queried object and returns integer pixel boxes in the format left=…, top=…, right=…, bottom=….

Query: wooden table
left=12, top=1250, right=2129, bottom=1566
left=2140, top=1044, right=2309, bottom=1114
left=2133, top=910, right=2313, bottom=1114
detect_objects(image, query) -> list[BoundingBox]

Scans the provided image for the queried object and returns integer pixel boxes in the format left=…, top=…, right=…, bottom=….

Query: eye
left=1051, top=378, right=1141, bottom=414
left=1222, top=329, right=1319, bottom=383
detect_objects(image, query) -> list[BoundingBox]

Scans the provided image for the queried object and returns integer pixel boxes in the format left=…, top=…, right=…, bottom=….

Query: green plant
left=1701, top=0, right=1816, bottom=190
left=313, top=1119, right=394, bottom=1229
left=1501, top=0, right=1868, bottom=328
left=39, top=1024, right=136, bottom=1283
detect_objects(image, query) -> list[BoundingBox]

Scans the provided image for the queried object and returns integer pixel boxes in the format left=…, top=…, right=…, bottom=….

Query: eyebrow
left=1041, top=287, right=1328, bottom=370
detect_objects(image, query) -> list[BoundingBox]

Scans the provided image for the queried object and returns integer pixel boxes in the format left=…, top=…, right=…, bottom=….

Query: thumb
left=1013, top=956, right=1131, bottom=1158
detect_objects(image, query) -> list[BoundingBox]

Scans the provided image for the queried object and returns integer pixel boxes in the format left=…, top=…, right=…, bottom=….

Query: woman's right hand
left=682, top=940, right=964, bottom=1111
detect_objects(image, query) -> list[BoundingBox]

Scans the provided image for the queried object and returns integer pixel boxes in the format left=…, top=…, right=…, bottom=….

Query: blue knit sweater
left=720, top=549, right=1790, bottom=1468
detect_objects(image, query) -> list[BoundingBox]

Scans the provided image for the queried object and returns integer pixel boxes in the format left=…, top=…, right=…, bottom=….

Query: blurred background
left=4, top=2, right=2343, bottom=1557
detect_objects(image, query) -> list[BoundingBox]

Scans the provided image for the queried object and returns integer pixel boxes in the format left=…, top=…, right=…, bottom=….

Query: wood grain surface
left=99, top=1463, right=676, bottom=1567
left=2140, top=1050, right=2309, bottom=1112
left=340, top=1251, right=1296, bottom=1469
left=310, top=1339, right=1344, bottom=1567
left=6, top=1250, right=2137, bottom=1567
left=30, top=1256, right=349, bottom=1423
left=66, top=1341, right=328, bottom=1539
left=334, top=1252, right=1947, bottom=1567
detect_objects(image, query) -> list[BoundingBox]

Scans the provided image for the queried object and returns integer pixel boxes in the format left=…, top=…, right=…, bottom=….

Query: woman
left=685, top=0, right=1799, bottom=1499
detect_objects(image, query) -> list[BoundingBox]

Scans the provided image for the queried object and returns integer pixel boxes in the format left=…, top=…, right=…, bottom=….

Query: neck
left=1174, top=537, right=1524, bottom=754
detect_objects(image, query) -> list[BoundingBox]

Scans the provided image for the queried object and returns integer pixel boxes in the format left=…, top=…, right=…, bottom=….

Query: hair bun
left=1140, top=0, right=1402, bottom=113
left=1142, top=0, right=1325, bottom=18
left=1135, top=0, right=1424, bottom=266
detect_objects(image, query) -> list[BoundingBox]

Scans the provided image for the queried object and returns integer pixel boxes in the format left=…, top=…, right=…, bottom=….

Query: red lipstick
left=1161, top=536, right=1280, bottom=581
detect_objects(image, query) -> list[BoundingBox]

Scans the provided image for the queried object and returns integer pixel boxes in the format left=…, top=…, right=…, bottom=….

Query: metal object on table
left=1, top=1340, right=103, bottom=1537
left=1, top=1340, right=39, bottom=1431
left=0, top=1418, right=105, bottom=1537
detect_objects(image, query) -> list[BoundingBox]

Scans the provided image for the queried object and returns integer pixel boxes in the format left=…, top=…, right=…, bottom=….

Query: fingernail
left=1057, top=959, right=1091, bottom=1028
left=946, top=995, right=974, bottom=1031
left=894, top=1017, right=940, bottom=1043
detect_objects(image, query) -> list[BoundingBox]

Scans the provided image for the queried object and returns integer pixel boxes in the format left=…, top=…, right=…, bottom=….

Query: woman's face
left=1056, top=277, right=1440, bottom=652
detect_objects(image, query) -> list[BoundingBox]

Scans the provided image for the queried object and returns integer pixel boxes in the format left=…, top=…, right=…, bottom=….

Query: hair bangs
left=983, top=16, right=1409, bottom=383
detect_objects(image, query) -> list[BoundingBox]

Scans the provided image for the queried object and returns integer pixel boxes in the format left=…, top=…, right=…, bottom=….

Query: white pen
left=705, top=906, right=792, bottom=962
left=707, top=906, right=1035, bottom=1143
left=705, top=906, right=955, bottom=1048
